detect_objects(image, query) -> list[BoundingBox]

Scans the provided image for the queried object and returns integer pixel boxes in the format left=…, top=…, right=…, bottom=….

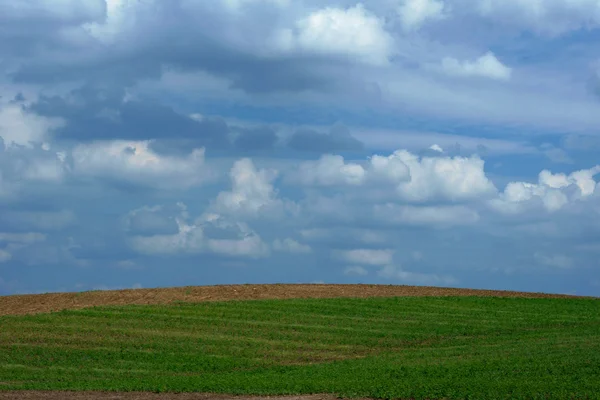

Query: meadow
left=1, top=295, right=599, bottom=399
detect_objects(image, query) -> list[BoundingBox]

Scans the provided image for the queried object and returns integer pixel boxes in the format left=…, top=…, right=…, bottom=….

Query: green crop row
left=0, top=296, right=598, bottom=399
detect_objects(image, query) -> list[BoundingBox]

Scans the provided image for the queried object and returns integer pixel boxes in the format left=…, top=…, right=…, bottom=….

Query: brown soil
left=0, top=393, right=338, bottom=400
left=0, top=283, right=590, bottom=317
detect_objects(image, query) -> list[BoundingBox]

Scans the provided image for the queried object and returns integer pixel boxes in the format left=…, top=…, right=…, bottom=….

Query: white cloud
left=378, top=265, right=457, bottom=285
left=200, top=212, right=270, bottom=259
left=368, top=152, right=410, bottom=183
left=398, top=0, right=448, bottom=31
left=272, top=238, right=312, bottom=254
left=334, top=248, right=394, bottom=266
left=129, top=206, right=269, bottom=259
left=20, top=152, right=67, bottom=183
left=441, top=52, right=512, bottom=81
left=295, top=155, right=366, bottom=186
left=344, top=265, right=369, bottom=276
left=429, top=144, right=444, bottom=153
left=294, top=149, right=496, bottom=203
left=491, top=165, right=600, bottom=213
left=214, top=158, right=289, bottom=217
left=0, top=105, right=64, bottom=148
left=277, top=4, right=393, bottom=66
left=374, top=204, right=480, bottom=227
left=130, top=218, right=205, bottom=256
left=72, top=140, right=212, bottom=190
left=391, top=150, right=497, bottom=202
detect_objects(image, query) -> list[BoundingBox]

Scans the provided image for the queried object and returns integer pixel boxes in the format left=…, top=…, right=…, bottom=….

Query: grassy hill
left=1, top=287, right=599, bottom=399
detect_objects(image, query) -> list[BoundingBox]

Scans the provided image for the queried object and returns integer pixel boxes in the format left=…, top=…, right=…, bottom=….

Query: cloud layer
left=1, top=0, right=599, bottom=296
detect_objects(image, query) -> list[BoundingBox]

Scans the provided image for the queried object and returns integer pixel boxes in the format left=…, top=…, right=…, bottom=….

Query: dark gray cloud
left=233, top=127, right=278, bottom=152
left=5, top=1, right=337, bottom=95
left=26, top=85, right=364, bottom=155
left=28, top=85, right=230, bottom=147
left=287, top=125, right=364, bottom=153
left=0, top=1, right=105, bottom=59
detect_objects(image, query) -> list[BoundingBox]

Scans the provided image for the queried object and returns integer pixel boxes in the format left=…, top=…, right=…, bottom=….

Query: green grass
left=1, top=296, right=599, bottom=399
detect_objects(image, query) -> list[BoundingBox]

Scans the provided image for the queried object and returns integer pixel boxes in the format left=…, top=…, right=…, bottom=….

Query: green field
left=1, top=296, right=599, bottom=399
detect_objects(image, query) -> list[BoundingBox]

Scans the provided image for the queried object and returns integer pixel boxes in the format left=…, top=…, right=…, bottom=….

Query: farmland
left=0, top=285, right=599, bottom=399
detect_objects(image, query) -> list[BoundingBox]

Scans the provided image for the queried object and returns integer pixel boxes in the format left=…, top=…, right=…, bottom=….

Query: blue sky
left=1, top=0, right=600, bottom=296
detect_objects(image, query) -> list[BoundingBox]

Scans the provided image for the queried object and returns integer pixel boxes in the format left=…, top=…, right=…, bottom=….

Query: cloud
left=213, top=158, right=289, bottom=217
left=333, top=248, right=394, bottom=266
left=441, top=52, right=512, bottom=81
left=2, top=1, right=600, bottom=297
left=491, top=165, right=600, bottom=214
left=0, top=104, right=64, bottom=147
left=272, top=238, right=312, bottom=254
left=541, top=144, right=573, bottom=164
left=294, top=154, right=366, bottom=186
left=300, top=228, right=388, bottom=246
left=208, top=234, right=270, bottom=259
left=72, top=140, right=212, bottom=190
left=374, top=204, right=480, bottom=227
left=287, top=125, right=364, bottom=153
left=398, top=0, right=448, bottom=31
left=475, top=0, right=600, bottom=36
left=429, top=144, right=444, bottom=153
left=389, top=150, right=497, bottom=202
left=128, top=206, right=269, bottom=259
left=0, top=0, right=105, bottom=25
left=277, top=4, right=393, bottom=66
left=129, top=219, right=205, bottom=256
left=29, top=88, right=231, bottom=148
left=233, top=126, right=279, bottom=152
left=368, top=152, right=411, bottom=184
left=293, top=149, right=496, bottom=203
left=222, top=0, right=291, bottom=12
left=0, top=143, right=70, bottom=203
left=8, top=1, right=350, bottom=94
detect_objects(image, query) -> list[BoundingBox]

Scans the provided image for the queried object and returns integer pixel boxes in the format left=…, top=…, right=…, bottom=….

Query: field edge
left=1, top=283, right=594, bottom=317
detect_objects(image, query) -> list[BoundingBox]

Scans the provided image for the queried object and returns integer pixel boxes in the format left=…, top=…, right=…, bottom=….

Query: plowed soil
left=0, top=283, right=587, bottom=317
left=0, top=393, right=337, bottom=400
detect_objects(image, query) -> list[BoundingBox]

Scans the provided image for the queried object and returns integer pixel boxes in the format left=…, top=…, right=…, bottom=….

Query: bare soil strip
left=0, top=392, right=338, bottom=400
left=0, top=283, right=589, bottom=317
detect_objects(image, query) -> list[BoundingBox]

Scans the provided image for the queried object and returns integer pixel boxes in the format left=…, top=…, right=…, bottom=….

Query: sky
left=1, top=0, right=600, bottom=296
